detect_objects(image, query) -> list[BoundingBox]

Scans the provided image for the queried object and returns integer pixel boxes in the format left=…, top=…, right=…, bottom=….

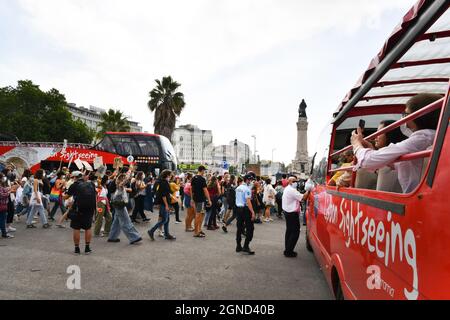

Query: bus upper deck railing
left=0, top=141, right=93, bottom=149
left=330, top=98, right=444, bottom=158
left=328, top=150, right=432, bottom=173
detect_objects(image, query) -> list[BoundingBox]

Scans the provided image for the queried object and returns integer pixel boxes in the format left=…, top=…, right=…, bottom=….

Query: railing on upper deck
left=327, top=97, right=445, bottom=184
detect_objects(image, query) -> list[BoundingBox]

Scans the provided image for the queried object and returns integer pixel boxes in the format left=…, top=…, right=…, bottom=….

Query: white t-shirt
left=263, top=184, right=276, bottom=206
left=15, top=186, right=23, bottom=206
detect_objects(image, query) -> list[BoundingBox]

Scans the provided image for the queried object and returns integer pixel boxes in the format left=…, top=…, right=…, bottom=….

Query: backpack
left=226, top=185, right=236, bottom=208
left=153, top=179, right=161, bottom=205
left=74, top=181, right=97, bottom=211
left=130, top=181, right=138, bottom=199
left=107, top=179, right=117, bottom=199
left=23, top=182, right=33, bottom=199
left=275, top=188, right=283, bottom=201
left=50, top=176, right=57, bottom=187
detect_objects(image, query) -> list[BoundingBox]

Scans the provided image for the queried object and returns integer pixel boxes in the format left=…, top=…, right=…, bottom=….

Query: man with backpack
left=65, top=171, right=97, bottom=255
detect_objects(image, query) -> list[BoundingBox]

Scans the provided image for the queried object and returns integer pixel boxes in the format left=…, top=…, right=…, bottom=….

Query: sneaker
left=85, top=246, right=92, bottom=255
left=147, top=230, right=155, bottom=241
left=56, top=224, right=66, bottom=228
left=242, top=247, right=255, bottom=255
left=165, top=235, right=176, bottom=240
left=130, top=237, right=142, bottom=245
left=2, top=234, right=14, bottom=239
left=107, top=239, right=120, bottom=243
left=7, top=226, right=16, bottom=233
left=284, top=251, right=297, bottom=258
left=74, top=247, right=81, bottom=255
left=175, top=220, right=181, bottom=224
left=142, top=218, right=151, bottom=222
left=26, top=224, right=37, bottom=229
left=236, top=244, right=243, bottom=253
left=157, top=230, right=165, bottom=238
left=43, top=223, right=52, bottom=229
left=264, top=218, right=270, bottom=223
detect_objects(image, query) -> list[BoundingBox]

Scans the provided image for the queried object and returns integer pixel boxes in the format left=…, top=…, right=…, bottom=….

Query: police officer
left=235, top=172, right=256, bottom=255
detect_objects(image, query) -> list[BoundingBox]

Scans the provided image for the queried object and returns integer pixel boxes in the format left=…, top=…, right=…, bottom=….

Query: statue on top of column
left=298, top=99, right=307, bottom=118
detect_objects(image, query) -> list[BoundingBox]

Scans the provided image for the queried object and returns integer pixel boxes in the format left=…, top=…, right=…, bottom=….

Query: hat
left=71, top=171, right=83, bottom=178
left=244, top=171, right=256, bottom=181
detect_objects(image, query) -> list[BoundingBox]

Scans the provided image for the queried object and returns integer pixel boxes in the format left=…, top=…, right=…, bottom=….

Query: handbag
left=111, top=189, right=128, bottom=209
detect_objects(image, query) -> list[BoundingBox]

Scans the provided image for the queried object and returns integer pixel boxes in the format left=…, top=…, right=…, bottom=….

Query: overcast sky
left=0, top=0, right=415, bottom=163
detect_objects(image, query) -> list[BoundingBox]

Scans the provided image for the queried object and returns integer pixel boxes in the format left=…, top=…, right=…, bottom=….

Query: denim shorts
left=194, top=202, right=205, bottom=214
left=184, top=194, right=192, bottom=209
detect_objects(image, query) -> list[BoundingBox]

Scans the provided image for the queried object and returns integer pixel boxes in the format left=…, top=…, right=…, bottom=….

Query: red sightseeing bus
left=305, top=0, right=450, bottom=299
left=0, top=132, right=177, bottom=175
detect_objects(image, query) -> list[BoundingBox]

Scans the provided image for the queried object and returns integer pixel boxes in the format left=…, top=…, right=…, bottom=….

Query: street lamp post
left=251, top=135, right=257, bottom=164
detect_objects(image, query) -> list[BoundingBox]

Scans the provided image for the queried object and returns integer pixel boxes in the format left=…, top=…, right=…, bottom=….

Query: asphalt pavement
left=0, top=208, right=332, bottom=300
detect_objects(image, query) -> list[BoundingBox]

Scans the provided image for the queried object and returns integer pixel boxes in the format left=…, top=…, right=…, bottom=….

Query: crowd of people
left=0, top=163, right=309, bottom=258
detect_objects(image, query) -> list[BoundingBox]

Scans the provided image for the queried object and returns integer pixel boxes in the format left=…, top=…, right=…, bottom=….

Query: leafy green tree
left=148, top=76, right=185, bottom=142
left=96, top=109, right=131, bottom=140
left=0, top=80, right=94, bottom=143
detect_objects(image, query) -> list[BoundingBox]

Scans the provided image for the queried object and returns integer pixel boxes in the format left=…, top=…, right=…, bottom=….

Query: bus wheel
left=332, top=268, right=345, bottom=300
left=335, top=283, right=344, bottom=300
left=305, top=227, right=313, bottom=253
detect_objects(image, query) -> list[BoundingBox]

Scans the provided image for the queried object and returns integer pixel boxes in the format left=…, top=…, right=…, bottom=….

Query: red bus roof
left=334, top=0, right=449, bottom=122
left=105, top=132, right=160, bottom=137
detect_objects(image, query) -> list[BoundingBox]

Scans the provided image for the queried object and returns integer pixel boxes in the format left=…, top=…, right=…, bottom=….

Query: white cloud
left=3, top=0, right=414, bottom=163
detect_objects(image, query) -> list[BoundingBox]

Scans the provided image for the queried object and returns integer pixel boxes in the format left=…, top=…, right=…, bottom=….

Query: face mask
left=400, top=124, right=413, bottom=138
left=291, top=183, right=298, bottom=189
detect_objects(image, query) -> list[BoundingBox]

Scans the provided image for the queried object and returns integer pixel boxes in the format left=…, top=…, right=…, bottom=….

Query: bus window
left=134, top=136, right=160, bottom=156
left=311, top=123, right=332, bottom=185
left=159, top=136, right=177, bottom=165
left=96, top=135, right=117, bottom=154
left=333, top=114, right=401, bottom=152
left=109, top=135, right=141, bottom=156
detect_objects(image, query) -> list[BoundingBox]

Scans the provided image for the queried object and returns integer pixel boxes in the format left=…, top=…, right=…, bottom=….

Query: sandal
left=194, top=233, right=206, bottom=238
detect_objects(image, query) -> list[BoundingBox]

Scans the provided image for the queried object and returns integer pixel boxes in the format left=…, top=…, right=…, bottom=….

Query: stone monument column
left=294, top=99, right=310, bottom=175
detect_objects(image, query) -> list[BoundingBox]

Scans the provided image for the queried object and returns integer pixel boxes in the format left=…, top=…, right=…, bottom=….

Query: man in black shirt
left=191, top=166, right=211, bottom=238
left=65, top=171, right=96, bottom=255
left=147, top=169, right=176, bottom=241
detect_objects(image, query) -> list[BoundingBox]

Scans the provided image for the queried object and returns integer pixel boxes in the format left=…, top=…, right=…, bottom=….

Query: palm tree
left=148, top=76, right=185, bottom=142
left=96, top=109, right=131, bottom=140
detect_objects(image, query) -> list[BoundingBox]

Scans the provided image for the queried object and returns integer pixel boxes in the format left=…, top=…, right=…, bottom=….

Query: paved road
left=0, top=209, right=332, bottom=300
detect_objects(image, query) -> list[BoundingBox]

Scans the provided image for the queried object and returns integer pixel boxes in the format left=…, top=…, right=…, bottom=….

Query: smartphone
left=358, top=119, right=366, bottom=131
